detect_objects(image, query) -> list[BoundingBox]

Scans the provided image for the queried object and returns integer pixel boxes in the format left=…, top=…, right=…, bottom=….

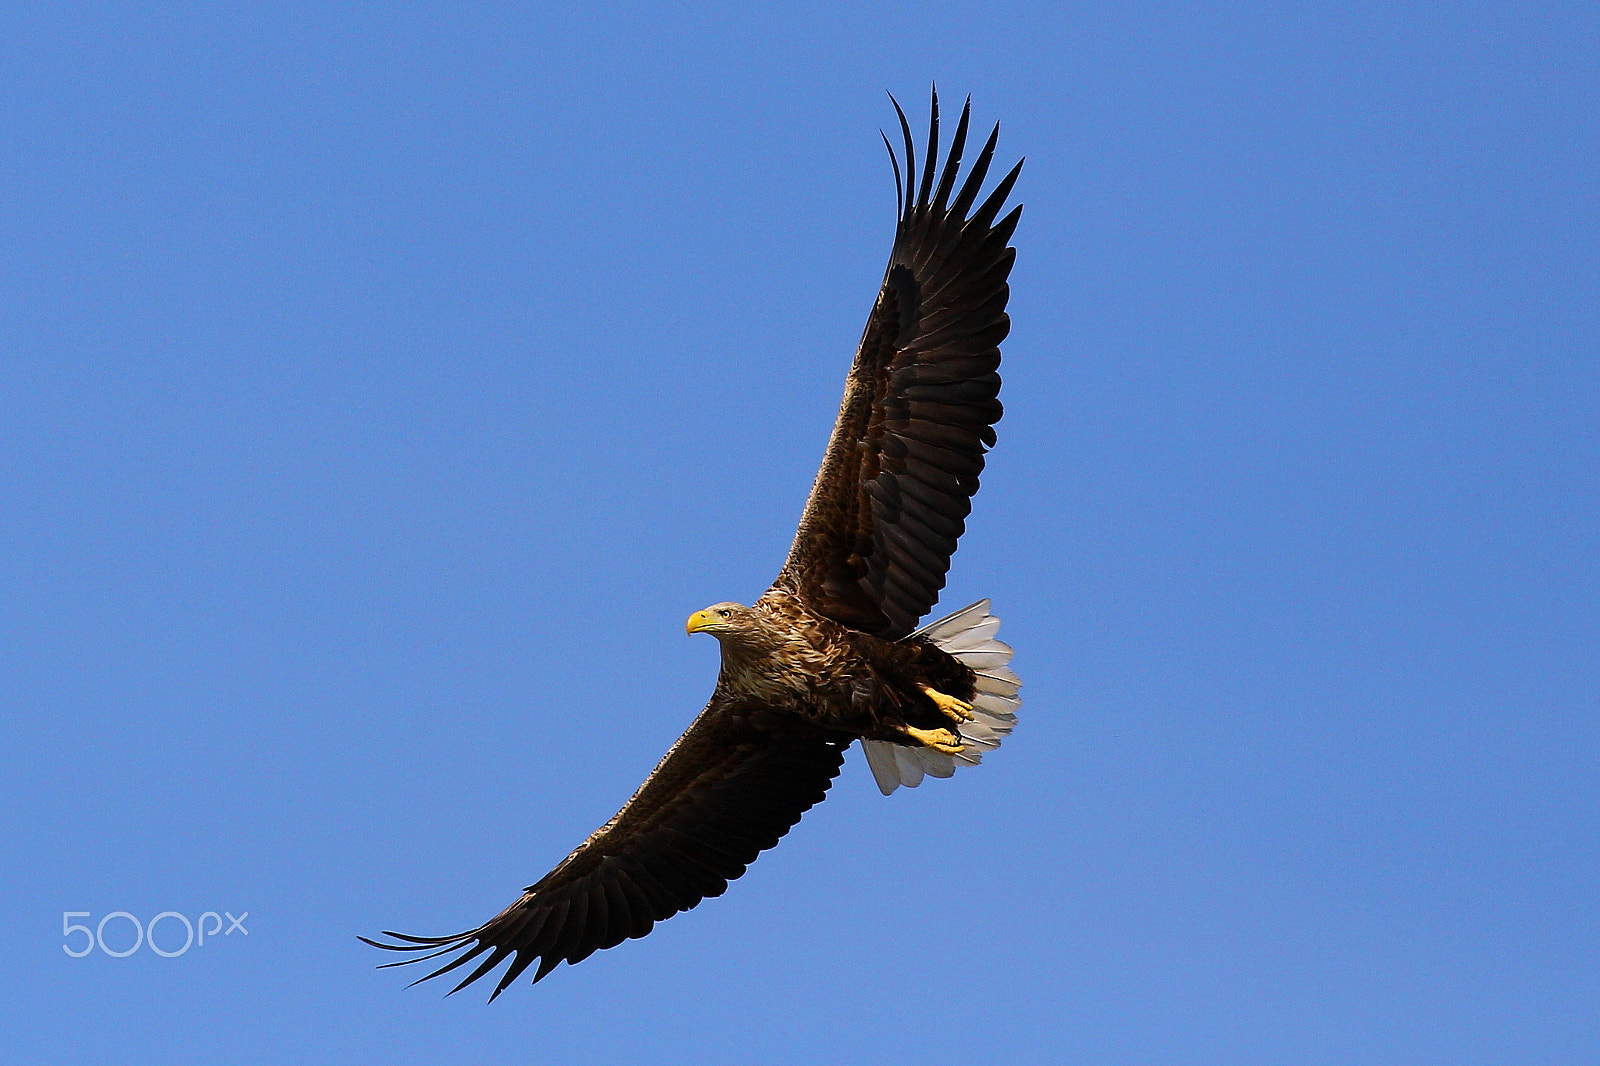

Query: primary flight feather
left=365, top=89, right=1023, bottom=998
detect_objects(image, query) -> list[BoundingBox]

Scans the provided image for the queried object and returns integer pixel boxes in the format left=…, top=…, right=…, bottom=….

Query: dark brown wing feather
left=363, top=700, right=847, bottom=998
left=776, top=89, right=1023, bottom=639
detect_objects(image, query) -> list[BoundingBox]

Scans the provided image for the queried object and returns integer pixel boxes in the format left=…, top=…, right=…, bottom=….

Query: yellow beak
left=686, top=610, right=715, bottom=635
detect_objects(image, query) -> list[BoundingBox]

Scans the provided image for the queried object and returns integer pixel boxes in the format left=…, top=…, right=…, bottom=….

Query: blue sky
left=4, top=2, right=1596, bottom=1063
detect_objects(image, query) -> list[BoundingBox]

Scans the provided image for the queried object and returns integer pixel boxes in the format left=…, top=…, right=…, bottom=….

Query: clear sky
left=5, top=3, right=1596, bottom=1063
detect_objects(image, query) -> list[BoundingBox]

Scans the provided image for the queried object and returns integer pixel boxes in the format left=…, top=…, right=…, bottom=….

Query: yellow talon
left=920, top=684, right=974, bottom=723
left=902, top=725, right=965, bottom=755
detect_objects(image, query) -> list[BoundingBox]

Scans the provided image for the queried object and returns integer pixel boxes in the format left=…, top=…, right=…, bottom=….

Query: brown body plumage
left=365, top=90, right=1023, bottom=998
left=700, top=586, right=978, bottom=742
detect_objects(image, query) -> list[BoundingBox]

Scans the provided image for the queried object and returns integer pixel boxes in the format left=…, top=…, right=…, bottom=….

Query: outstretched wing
left=364, top=701, right=847, bottom=999
left=776, top=90, right=1023, bottom=639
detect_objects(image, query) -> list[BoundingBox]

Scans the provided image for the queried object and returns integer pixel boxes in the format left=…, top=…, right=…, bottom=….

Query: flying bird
left=364, top=90, right=1023, bottom=998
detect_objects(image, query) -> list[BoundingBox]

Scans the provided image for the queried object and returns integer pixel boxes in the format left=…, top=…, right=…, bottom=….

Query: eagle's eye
left=718, top=608, right=732, bottom=619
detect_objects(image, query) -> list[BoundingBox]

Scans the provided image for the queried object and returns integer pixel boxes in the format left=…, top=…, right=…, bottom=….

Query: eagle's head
left=686, top=602, right=791, bottom=657
left=686, top=602, right=754, bottom=637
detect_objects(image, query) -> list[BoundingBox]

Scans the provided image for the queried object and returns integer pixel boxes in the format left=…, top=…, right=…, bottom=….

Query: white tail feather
left=861, top=599, right=1020, bottom=795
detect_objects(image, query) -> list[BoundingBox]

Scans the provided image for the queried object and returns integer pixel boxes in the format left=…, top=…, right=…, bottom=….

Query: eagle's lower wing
left=363, top=700, right=848, bottom=998
left=776, top=90, right=1022, bottom=639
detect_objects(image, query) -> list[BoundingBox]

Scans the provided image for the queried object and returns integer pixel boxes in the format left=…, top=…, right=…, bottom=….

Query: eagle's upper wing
left=363, top=700, right=847, bottom=998
left=775, top=90, right=1022, bottom=639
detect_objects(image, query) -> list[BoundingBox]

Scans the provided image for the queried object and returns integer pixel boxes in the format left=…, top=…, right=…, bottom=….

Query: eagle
left=364, top=90, right=1023, bottom=998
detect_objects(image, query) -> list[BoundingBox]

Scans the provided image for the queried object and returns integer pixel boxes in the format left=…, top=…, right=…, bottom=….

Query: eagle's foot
left=902, top=725, right=966, bottom=755
left=920, top=684, right=974, bottom=723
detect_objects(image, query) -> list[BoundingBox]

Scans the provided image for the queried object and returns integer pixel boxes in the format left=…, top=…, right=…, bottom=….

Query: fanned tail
left=862, top=599, right=1020, bottom=795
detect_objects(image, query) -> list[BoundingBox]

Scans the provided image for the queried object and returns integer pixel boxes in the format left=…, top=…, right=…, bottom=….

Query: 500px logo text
left=62, top=910, right=249, bottom=958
